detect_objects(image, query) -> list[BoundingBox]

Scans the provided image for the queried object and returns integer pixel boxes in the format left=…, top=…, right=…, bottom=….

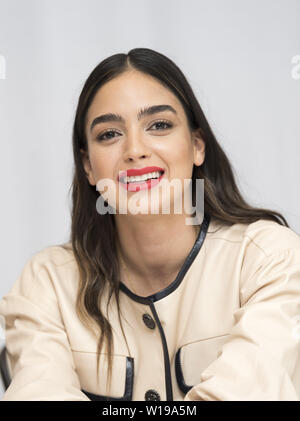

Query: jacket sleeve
left=0, top=253, right=91, bottom=401
left=184, top=248, right=300, bottom=401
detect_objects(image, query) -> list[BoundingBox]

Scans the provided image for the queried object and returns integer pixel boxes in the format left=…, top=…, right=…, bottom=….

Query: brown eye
left=149, top=120, right=173, bottom=131
left=96, top=129, right=120, bottom=142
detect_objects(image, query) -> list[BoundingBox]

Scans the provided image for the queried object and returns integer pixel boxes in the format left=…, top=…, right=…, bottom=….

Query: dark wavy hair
left=63, top=47, right=289, bottom=393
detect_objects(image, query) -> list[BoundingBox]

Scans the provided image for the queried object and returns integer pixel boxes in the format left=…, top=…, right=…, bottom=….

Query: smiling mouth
left=118, top=170, right=165, bottom=192
left=119, top=170, right=165, bottom=184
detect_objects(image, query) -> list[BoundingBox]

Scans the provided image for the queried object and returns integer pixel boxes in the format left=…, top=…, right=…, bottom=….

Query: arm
left=0, top=253, right=91, bottom=401
left=184, top=248, right=300, bottom=401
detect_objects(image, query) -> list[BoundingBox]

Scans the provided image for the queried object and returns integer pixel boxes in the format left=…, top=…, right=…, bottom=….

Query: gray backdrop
left=0, top=0, right=299, bottom=399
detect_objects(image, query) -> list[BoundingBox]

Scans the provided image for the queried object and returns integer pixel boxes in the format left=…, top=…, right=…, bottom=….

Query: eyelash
left=96, top=120, right=173, bottom=142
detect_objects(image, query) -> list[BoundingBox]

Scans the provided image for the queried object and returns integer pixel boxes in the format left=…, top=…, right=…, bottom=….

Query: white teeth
left=121, top=171, right=162, bottom=183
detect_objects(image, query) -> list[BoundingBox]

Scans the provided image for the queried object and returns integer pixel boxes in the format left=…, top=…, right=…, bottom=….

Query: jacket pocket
left=71, top=350, right=134, bottom=401
left=175, top=334, right=230, bottom=394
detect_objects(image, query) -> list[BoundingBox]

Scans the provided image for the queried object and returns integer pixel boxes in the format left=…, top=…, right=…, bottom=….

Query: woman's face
left=82, top=70, right=205, bottom=216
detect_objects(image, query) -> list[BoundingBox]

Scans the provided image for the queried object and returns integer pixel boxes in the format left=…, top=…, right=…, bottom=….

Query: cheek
left=89, top=148, right=115, bottom=180
left=165, top=139, right=194, bottom=171
left=158, top=132, right=192, bottom=157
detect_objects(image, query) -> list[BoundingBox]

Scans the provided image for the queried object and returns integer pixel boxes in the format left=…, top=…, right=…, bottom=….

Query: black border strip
left=175, top=347, right=193, bottom=394
left=149, top=301, right=173, bottom=401
left=81, top=356, right=134, bottom=401
left=0, top=346, right=11, bottom=391
left=119, top=213, right=211, bottom=304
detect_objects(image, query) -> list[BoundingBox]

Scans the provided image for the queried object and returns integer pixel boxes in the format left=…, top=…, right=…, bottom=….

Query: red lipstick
left=118, top=166, right=164, bottom=181
left=117, top=166, right=165, bottom=192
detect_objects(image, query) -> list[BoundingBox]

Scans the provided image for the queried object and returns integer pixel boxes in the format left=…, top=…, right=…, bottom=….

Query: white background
left=0, top=0, right=299, bottom=399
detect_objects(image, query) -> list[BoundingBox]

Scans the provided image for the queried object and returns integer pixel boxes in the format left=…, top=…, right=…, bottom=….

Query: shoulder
left=242, top=219, right=300, bottom=257
left=206, top=217, right=300, bottom=292
left=207, top=216, right=300, bottom=257
left=27, top=241, right=75, bottom=268
left=1, top=242, right=78, bottom=301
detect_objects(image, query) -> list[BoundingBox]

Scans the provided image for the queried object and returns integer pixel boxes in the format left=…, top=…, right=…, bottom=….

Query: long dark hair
left=64, top=47, right=289, bottom=392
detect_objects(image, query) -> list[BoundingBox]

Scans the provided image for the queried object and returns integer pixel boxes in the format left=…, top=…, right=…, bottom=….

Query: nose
left=122, top=128, right=151, bottom=162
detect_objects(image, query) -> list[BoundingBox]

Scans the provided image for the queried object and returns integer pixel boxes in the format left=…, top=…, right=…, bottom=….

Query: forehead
left=86, top=70, right=186, bottom=123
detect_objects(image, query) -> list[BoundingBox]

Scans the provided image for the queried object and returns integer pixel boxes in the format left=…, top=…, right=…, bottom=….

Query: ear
left=80, top=149, right=96, bottom=186
left=192, top=128, right=205, bottom=167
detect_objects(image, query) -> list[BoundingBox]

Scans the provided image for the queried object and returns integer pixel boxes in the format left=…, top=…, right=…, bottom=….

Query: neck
left=115, top=213, right=200, bottom=296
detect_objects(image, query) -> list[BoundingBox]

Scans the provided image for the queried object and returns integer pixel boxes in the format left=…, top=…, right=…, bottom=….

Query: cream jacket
left=1, top=214, right=300, bottom=401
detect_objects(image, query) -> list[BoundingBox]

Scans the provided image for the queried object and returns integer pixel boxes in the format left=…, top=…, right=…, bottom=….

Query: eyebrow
left=89, top=104, right=177, bottom=132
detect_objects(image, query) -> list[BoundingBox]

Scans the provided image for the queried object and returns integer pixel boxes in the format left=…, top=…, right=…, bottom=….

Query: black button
left=142, top=313, right=156, bottom=329
left=145, top=389, right=161, bottom=401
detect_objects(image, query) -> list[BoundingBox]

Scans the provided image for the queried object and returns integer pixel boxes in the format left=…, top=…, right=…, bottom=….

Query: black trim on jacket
left=175, top=347, right=193, bottom=394
left=81, top=357, right=134, bottom=401
left=149, top=301, right=173, bottom=401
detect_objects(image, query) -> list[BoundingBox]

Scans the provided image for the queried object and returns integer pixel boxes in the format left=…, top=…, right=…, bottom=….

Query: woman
left=1, top=48, right=300, bottom=401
